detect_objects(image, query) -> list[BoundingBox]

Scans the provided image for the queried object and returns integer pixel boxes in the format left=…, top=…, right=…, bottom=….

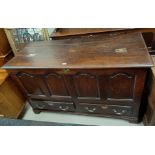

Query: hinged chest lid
left=3, top=32, right=153, bottom=69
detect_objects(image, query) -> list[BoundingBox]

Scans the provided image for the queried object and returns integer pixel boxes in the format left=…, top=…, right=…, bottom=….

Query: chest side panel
left=45, top=73, right=69, bottom=97
left=107, top=72, right=135, bottom=100
left=16, top=72, right=47, bottom=96
left=73, top=73, right=100, bottom=99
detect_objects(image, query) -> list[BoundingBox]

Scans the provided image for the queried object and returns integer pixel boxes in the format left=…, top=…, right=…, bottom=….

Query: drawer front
left=29, top=100, right=75, bottom=112
left=78, top=103, right=132, bottom=116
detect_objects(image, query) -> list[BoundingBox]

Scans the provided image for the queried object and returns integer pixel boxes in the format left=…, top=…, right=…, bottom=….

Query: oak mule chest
left=3, top=32, right=153, bottom=123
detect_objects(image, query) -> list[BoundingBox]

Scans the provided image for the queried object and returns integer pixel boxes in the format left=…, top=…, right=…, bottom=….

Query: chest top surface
left=3, top=32, right=153, bottom=69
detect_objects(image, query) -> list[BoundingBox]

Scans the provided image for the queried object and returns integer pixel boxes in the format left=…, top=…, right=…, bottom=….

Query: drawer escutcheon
left=85, top=107, right=96, bottom=113
left=59, top=105, right=69, bottom=111
left=36, top=104, right=46, bottom=109
left=101, top=105, right=108, bottom=109
left=113, top=109, right=126, bottom=115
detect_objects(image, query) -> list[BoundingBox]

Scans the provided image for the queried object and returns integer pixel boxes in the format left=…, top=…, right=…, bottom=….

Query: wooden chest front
left=10, top=68, right=146, bottom=122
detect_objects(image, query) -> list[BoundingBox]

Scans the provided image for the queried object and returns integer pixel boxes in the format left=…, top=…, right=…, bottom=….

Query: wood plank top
left=3, top=32, right=153, bottom=69
left=51, top=28, right=131, bottom=39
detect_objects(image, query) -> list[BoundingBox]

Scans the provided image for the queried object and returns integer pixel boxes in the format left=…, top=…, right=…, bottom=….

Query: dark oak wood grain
left=3, top=32, right=153, bottom=69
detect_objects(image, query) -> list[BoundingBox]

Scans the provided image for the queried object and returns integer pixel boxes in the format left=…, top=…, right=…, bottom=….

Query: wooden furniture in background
left=143, top=56, right=155, bottom=125
left=0, top=69, right=26, bottom=118
left=51, top=28, right=130, bottom=40
left=51, top=28, right=155, bottom=55
left=3, top=32, right=153, bottom=123
left=0, top=29, right=14, bottom=66
left=0, top=28, right=26, bottom=119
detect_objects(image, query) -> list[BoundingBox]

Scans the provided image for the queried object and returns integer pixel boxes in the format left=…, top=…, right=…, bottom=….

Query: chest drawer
left=78, top=103, right=132, bottom=116
left=29, top=99, right=75, bottom=112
